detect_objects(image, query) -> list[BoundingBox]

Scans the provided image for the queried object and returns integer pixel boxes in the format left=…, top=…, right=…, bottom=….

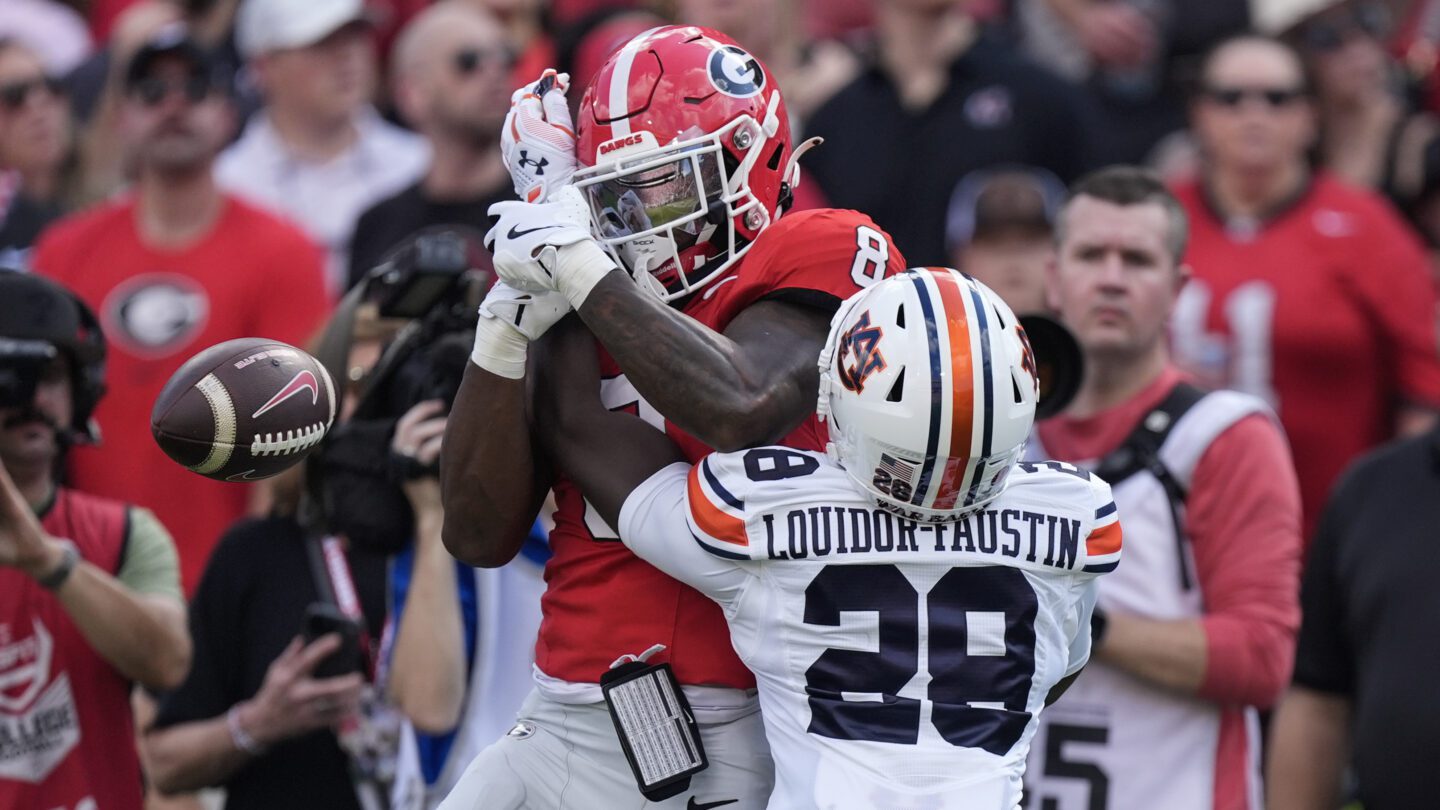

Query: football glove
left=485, top=185, right=619, bottom=308
left=501, top=70, right=576, bottom=204
left=470, top=280, right=571, bottom=379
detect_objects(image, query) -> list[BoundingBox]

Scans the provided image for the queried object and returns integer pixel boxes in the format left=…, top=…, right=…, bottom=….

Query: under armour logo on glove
left=501, top=69, right=576, bottom=203
left=518, top=150, right=549, bottom=174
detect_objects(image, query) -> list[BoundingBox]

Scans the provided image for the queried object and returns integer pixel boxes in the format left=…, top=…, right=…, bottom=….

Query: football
left=151, top=337, right=338, bottom=482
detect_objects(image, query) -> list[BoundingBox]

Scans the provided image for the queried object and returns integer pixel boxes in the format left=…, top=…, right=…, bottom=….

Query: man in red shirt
left=31, top=28, right=328, bottom=591
left=1023, top=167, right=1302, bottom=810
left=440, top=26, right=906, bottom=808
left=1169, top=33, right=1440, bottom=544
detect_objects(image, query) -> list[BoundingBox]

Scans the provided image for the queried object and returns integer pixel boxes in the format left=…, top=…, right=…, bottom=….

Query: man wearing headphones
left=0, top=270, right=190, bottom=810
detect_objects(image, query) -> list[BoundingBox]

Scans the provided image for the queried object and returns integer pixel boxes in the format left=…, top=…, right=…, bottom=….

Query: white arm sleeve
left=618, top=463, right=749, bottom=607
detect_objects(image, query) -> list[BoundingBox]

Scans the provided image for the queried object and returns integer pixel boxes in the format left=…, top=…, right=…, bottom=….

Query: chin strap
left=783, top=136, right=824, bottom=192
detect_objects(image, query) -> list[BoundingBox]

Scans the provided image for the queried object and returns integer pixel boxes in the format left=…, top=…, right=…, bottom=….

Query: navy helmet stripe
left=963, top=281, right=995, bottom=506
left=701, top=458, right=745, bottom=511
left=908, top=274, right=944, bottom=506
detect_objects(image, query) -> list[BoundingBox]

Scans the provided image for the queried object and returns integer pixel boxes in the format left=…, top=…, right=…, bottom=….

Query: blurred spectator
left=463, top=0, right=555, bottom=87
left=805, top=0, right=1092, bottom=265
left=0, top=39, right=72, bottom=256
left=0, top=270, right=189, bottom=810
left=1025, top=167, right=1301, bottom=810
left=65, top=0, right=252, bottom=128
left=31, top=28, right=329, bottom=591
left=348, top=1, right=512, bottom=288
left=143, top=330, right=397, bottom=810
left=1015, top=0, right=1249, bottom=164
left=1168, top=34, right=1440, bottom=545
left=1278, top=0, right=1440, bottom=247
left=675, top=0, right=860, bottom=127
left=1267, top=423, right=1440, bottom=810
left=945, top=165, right=1064, bottom=314
left=217, top=0, right=429, bottom=294
left=0, top=0, right=93, bottom=77
left=384, top=400, right=546, bottom=809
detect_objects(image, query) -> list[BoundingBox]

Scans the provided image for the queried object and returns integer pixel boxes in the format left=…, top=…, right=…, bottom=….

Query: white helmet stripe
left=606, top=27, right=662, bottom=138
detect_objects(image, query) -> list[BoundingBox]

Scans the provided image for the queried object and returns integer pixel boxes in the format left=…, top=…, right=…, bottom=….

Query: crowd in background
left=3, top=0, right=1440, bottom=808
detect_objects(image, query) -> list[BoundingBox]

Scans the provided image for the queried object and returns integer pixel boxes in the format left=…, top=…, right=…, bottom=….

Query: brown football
left=151, top=338, right=337, bottom=482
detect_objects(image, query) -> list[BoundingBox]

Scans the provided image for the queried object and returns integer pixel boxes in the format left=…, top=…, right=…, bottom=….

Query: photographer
left=0, top=270, right=189, bottom=810
left=143, top=315, right=396, bottom=810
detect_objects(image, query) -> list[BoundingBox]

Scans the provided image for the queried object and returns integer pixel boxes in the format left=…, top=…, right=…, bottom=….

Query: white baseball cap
left=1251, top=0, right=1345, bottom=36
left=235, top=0, right=372, bottom=59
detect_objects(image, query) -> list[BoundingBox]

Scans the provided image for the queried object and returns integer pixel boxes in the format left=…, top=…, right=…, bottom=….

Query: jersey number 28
left=804, top=563, right=1039, bottom=756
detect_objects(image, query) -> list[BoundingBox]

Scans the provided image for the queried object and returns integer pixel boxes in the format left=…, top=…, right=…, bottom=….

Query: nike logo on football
left=508, top=224, right=562, bottom=240
left=702, top=274, right=740, bottom=300
left=252, top=370, right=320, bottom=418
left=687, top=800, right=737, bottom=810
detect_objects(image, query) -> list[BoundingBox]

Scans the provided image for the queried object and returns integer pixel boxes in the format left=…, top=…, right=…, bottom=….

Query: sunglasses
left=0, top=76, right=62, bottom=111
left=1300, top=4, right=1390, bottom=51
left=128, top=74, right=214, bottom=107
left=1202, top=86, right=1308, bottom=109
left=453, top=46, right=515, bottom=75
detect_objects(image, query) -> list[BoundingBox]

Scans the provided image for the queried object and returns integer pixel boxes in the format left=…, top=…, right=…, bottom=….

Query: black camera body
left=313, top=228, right=490, bottom=554
left=0, top=338, right=58, bottom=411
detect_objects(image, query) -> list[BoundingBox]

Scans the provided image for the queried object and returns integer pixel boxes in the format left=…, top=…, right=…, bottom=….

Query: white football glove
left=470, top=280, right=572, bottom=379
left=500, top=70, right=576, bottom=204
left=484, top=185, right=619, bottom=308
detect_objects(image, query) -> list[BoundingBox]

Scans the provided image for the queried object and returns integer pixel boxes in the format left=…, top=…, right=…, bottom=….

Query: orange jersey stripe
left=1086, top=520, right=1122, bottom=557
left=928, top=269, right=976, bottom=509
left=686, top=465, right=749, bottom=547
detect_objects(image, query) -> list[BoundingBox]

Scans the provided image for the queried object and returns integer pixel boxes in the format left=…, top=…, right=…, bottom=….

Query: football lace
left=250, top=423, right=328, bottom=457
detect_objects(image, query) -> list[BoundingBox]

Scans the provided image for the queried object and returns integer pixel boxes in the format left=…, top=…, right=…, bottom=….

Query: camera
left=0, top=339, right=57, bottom=411
left=312, top=227, right=491, bottom=554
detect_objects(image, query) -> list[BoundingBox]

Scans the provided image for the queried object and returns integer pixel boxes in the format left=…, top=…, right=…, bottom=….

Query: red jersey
left=1170, top=175, right=1440, bottom=545
left=33, top=194, right=329, bottom=592
left=0, top=488, right=137, bottom=810
left=541, top=208, right=907, bottom=688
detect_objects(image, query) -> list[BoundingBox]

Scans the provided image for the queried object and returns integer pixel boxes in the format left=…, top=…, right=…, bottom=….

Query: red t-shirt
left=1170, top=175, right=1440, bottom=545
left=541, top=208, right=908, bottom=687
left=33, top=194, right=329, bottom=592
left=1037, top=366, right=1303, bottom=707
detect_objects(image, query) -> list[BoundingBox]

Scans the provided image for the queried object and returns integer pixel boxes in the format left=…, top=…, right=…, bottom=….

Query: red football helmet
left=573, top=25, right=798, bottom=300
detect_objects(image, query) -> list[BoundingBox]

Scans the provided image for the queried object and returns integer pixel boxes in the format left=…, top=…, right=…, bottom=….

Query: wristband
left=552, top=240, right=619, bottom=309
left=227, top=705, right=267, bottom=756
left=470, top=316, right=529, bottom=380
left=37, top=540, right=80, bottom=591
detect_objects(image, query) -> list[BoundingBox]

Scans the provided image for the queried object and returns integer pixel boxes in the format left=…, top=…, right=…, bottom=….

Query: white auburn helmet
left=818, top=268, right=1040, bottom=523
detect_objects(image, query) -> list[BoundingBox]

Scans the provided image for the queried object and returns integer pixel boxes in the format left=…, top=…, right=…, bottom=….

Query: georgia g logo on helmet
left=708, top=44, right=765, bottom=98
left=837, top=311, right=887, bottom=394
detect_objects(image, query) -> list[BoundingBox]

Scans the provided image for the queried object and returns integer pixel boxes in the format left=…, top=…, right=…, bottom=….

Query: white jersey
left=618, top=448, right=1121, bottom=810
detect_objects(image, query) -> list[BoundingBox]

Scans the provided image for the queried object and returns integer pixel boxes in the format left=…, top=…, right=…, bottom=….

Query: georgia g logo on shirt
left=102, top=273, right=209, bottom=359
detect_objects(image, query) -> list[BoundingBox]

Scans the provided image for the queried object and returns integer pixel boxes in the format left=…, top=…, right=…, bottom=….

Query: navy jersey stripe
left=1095, top=501, right=1117, bottom=520
left=701, top=458, right=745, bottom=511
left=693, top=531, right=751, bottom=560
left=1083, top=561, right=1119, bottom=574
left=909, top=273, right=944, bottom=506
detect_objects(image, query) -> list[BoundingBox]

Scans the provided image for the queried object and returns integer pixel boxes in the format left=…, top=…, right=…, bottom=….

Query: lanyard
left=311, top=535, right=377, bottom=679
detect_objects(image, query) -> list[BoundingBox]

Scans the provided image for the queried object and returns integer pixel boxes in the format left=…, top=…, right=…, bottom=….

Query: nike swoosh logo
left=702, top=274, right=740, bottom=300
left=508, top=224, right=563, bottom=240
left=252, top=370, right=320, bottom=418
left=687, top=800, right=738, bottom=810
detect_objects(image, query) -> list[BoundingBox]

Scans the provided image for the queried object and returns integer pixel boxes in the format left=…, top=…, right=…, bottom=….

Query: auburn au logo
left=1015, top=323, right=1039, bottom=394
left=837, top=311, right=887, bottom=393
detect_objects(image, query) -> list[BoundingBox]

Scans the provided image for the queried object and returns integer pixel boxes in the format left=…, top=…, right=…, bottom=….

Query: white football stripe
left=190, top=373, right=236, bottom=475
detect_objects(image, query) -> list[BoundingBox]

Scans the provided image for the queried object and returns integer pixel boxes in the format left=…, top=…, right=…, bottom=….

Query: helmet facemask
left=574, top=116, right=772, bottom=301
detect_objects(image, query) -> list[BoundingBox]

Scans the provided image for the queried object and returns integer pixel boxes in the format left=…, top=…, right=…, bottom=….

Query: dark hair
left=1057, top=165, right=1189, bottom=261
